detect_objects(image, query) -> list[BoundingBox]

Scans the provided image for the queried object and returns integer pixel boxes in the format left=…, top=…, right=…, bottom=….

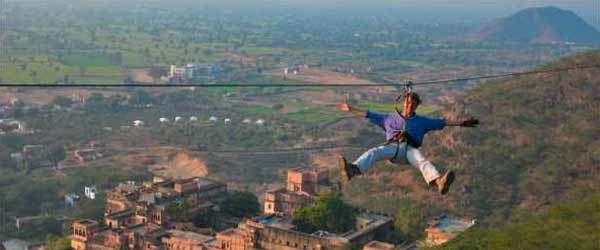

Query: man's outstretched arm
left=339, top=103, right=366, bottom=118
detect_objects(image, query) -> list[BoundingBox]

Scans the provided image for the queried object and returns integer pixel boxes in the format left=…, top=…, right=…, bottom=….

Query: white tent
left=133, top=120, right=145, bottom=127
left=159, top=117, right=170, bottom=123
left=190, top=116, right=198, bottom=122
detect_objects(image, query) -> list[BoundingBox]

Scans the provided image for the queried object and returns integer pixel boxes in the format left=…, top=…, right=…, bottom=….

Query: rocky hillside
left=427, top=50, right=600, bottom=225
left=430, top=194, right=600, bottom=250
left=477, top=7, right=600, bottom=44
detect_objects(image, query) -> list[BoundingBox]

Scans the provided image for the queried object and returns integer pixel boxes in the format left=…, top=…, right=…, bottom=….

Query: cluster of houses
left=131, top=116, right=266, bottom=127
left=69, top=171, right=401, bottom=250
left=64, top=165, right=474, bottom=250
left=2, top=165, right=473, bottom=250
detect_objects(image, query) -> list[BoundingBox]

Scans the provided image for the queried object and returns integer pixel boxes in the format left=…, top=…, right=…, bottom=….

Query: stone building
left=162, top=230, right=215, bottom=250
left=74, top=149, right=104, bottom=163
left=104, top=178, right=227, bottom=217
left=213, top=213, right=393, bottom=250
left=264, top=168, right=337, bottom=217
left=424, top=216, right=474, bottom=246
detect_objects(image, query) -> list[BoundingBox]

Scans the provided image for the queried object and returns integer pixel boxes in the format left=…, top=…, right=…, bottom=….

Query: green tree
left=51, top=95, right=73, bottom=108
left=10, top=101, right=25, bottom=118
left=48, top=145, right=66, bottom=167
left=292, top=193, right=356, bottom=234
left=84, top=93, right=109, bottom=112
left=394, top=203, right=426, bottom=241
left=130, top=90, right=153, bottom=105
left=166, top=200, right=191, bottom=222
left=221, top=191, right=260, bottom=218
left=75, top=193, right=105, bottom=220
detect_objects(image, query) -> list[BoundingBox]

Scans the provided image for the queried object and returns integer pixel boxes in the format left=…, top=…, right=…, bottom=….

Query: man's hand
left=339, top=102, right=352, bottom=112
left=461, top=117, right=479, bottom=127
left=339, top=102, right=366, bottom=117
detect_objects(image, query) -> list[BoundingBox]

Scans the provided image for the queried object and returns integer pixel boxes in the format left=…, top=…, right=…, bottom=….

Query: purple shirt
left=366, top=110, right=446, bottom=148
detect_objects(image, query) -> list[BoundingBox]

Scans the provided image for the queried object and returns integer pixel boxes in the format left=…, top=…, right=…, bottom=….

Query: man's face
left=403, top=96, right=419, bottom=115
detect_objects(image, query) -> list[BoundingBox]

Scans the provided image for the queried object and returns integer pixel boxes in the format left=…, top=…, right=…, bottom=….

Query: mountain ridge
left=476, top=6, right=600, bottom=44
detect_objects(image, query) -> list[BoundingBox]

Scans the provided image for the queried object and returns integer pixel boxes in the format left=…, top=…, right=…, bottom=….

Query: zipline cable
left=0, top=64, right=599, bottom=88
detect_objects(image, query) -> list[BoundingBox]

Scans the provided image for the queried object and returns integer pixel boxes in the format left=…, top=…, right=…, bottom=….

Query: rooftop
left=342, top=213, right=393, bottom=240
left=76, top=219, right=99, bottom=226
left=363, top=241, right=395, bottom=250
left=167, top=230, right=214, bottom=243
left=107, top=209, right=135, bottom=220
left=218, top=228, right=245, bottom=237
left=430, top=217, right=474, bottom=233
left=250, top=215, right=347, bottom=241
left=2, top=239, right=28, bottom=250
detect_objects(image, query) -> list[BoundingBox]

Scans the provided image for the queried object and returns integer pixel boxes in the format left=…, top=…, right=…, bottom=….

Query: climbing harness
left=386, top=80, right=416, bottom=162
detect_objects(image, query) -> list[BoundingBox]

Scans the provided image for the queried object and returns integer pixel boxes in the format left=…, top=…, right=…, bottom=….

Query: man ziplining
left=338, top=90, right=478, bottom=195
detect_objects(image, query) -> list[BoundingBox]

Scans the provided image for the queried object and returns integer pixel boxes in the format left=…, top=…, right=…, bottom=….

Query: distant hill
left=476, top=7, right=600, bottom=44
left=426, top=50, right=600, bottom=225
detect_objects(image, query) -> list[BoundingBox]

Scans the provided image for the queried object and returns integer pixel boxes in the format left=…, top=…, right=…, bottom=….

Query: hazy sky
left=273, top=0, right=600, bottom=27
left=227, top=0, right=600, bottom=26
left=5, top=0, right=600, bottom=27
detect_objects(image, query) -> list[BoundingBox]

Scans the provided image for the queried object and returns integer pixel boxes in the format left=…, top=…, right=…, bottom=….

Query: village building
left=424, top=215, right=474, bottom=246
left=104, top=178, right=227, bottom=218
left=162, top=230, right=215, bottom=250
left=65, top=193, right=81, bottom=207
left=74, top=149, right=104, bottom=163
left=85, top=186, right=99, bottom=200
left=10, top=153, right=23, bottom=162
left=169, top=63, right=223, bottom=82
left=0, top=119, right=25, bottom=134
left=264, top=168, right=336, bottom=217
left=72, top=218, right=218, bottom=250
left=212, top=213, right=393, bottom=250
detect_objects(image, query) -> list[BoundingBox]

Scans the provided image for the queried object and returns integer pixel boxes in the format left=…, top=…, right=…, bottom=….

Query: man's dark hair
left=399, top=92, right=421, bottom=105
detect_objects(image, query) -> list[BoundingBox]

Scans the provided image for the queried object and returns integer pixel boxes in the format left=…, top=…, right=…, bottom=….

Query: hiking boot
left=338, top=155, right=361, bottom=184
left=434, top=170, right=455, bottom=195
